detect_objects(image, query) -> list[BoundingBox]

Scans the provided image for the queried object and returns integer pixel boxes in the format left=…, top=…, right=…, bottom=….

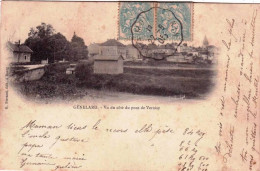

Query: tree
left=69, top=32, right=88, bottom=61
left=25, top=23, right=56, bottom=62
left=28, top=23, right=55, bottom=39
left=47, top=33, right=70, bottom=62
left=24, top=24, right=88, bottom=63
left=25, top=23, right=71, bottom=63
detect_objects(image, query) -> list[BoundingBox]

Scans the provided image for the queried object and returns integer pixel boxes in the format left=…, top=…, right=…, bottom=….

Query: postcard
left=0, top=1, right=259, bottom=170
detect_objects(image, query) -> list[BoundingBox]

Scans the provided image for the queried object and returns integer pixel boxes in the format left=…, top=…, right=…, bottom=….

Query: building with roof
left=203, top=36, right=209, bottom=48
left=94, top=55, right=124, bottom=74
left=99, top=39, right=126, bottom=58
left=166, top=53, right=187, bottom=63
left=7, top=41, right=33, bottom=63
left=125, top=45, right=140, bottom=61
left=88, top=43, right=100, bottom=58
left=93, top=39, right=125, bottom=74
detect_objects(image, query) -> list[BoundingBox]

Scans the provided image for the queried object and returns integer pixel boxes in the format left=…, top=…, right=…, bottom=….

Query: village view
left=7, top=23, right=217, bottom=101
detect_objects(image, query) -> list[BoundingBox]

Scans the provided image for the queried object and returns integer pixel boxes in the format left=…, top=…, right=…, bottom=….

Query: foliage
left=69, top=33, right=88, bottom=61
left=28, top=23, right=55, bottom=39
left=47, top=33, right=71, bottom=62
left=75, top=62, right=93, bottom=80
left=24, top=23, right=88, bottom=63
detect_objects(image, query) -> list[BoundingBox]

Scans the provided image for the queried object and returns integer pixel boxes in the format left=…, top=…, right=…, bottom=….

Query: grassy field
left=14, top=61, right=216, bottom=100
left=124, top=60, right=215, bottom=68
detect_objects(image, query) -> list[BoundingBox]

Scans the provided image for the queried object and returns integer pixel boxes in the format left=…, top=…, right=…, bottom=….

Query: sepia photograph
left=7, top=2, right=218, bottom=102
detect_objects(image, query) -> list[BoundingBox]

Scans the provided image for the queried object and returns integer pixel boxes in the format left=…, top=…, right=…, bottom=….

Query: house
left=93, top=39, right=125, bottom=74
left=66, top=64, right=77, bottom=75
left=190, top=51, right=199, bottom=56
left=7, top=41, right=33, bottom=63
left=208, top=45, right=219, bottom=57
left=94, top=55, right=124, bottom=74
left=66, top=68, right=76, bottom=75
left=166, top=53, right=186, bottom=63
left=99, top=39, right=126, bottom=58
left=125, top=45, right=140, bottom=60
left=41, top=59, right=48, bottom=64
left=88, top=43, right=100, bottom=58
left=184, top=56, right=194, bottom=63
left=199, top=51, right=209, bottom=60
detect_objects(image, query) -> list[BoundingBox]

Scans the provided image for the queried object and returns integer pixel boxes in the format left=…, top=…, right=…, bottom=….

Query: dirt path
left=78, top=89, right=190, bottom=104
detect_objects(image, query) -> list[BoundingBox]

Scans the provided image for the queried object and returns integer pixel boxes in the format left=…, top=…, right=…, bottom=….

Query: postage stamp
left=118, top=2, right=193, bottom=41
left=130, top=6, right=184, bottom=59
left=118, top=2, right=154, bottom=40
left=157, top=3, right=193, bottom=41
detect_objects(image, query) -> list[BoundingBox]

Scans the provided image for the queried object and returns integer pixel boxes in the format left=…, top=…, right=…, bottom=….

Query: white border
left=1, top=0, right=260, bottom=3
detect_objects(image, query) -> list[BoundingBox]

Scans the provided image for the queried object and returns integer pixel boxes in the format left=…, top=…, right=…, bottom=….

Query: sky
left=1, top=1, right=251, bottom=48
left=1, top=2, right=119, bottom=46
left=0, top=0, right=1, bottom=19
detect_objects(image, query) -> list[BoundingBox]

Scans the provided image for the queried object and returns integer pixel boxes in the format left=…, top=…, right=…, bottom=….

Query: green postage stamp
left=118, top=2, right=193, bottom=41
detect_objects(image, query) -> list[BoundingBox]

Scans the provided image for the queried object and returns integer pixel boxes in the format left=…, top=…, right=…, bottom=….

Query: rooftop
left=100, top=39, right=125, bottom=47
left=7, top=41, right=33, bottom=53
left=94, top=55, right=124, bottom=61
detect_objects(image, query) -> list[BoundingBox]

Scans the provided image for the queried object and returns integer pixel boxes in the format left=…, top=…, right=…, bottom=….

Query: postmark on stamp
left=157, top=3, right=192, bottom=41
left=131, top=7, right=184, bottom=60
left=118, top=2, right=154, bottom=40
left=118, top=2, right=193, bottom=41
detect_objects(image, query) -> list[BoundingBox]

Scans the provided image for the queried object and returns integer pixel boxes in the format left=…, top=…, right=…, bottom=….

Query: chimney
left=15, top=40, right=21, bottom=45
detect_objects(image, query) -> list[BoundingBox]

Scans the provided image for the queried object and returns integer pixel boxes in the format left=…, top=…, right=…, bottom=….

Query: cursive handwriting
left=231, top=82, right=241, bottom=118
left=20, top=120, right=62, bottom=131
left=223, top=126, right=234, bottom=163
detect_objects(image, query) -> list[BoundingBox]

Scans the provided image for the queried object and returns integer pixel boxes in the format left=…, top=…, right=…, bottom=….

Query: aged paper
left=0, top=2, right=259, bottom=171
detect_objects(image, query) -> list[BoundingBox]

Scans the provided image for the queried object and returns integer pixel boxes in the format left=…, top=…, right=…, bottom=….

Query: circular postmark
left=131, top=7, right=184, bottom=60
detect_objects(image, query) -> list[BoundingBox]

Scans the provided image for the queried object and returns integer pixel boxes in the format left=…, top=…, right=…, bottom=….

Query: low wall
left=12, top=66, right=46, bottom=82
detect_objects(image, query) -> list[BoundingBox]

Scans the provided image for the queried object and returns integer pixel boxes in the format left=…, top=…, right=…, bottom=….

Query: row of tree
left=24, top=23, right=88, bottom=63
